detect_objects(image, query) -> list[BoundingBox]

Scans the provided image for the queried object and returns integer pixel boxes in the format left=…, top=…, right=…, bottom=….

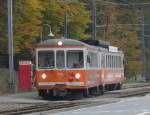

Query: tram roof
left=36, top=38, right=122, bottom=53
left=37, top=39, right=103, bottom=49
left=37, top=38, right=87, bottom=46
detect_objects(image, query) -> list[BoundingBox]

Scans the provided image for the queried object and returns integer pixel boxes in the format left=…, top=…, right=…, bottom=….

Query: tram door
left=56, top=50, right=66, bottom=82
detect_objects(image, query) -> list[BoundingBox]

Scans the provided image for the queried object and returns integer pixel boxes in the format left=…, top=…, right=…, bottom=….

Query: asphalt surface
left=48, top=94, right=150, bottom=115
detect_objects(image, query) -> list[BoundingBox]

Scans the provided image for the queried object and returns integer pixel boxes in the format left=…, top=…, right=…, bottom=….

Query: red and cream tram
left=34, top=39, right=124, bottom=98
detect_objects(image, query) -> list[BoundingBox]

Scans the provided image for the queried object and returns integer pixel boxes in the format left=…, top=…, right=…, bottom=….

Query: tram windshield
left=56, top=50, right=65, bottom=69
left=67, top=50, right=84, bottom=69
left=38, top=51, right=54, bottom=69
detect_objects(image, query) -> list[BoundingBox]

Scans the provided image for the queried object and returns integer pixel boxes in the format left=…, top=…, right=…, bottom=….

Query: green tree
left=65, top=1, right=91, bottom=39
left=40, top=0, right=91, bottom=39
left=0, top=0, right=7, bottom=55
left=0, top=0, right=91, bottom=68
left=0, top=0, right=8, bottom=67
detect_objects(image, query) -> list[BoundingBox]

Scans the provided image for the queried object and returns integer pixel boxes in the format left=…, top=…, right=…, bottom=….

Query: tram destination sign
left=108, top=46, right=118, bottom=52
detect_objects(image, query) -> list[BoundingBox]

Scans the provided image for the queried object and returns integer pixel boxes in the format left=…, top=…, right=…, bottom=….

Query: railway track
left=0, top=101, right=105, bottom=114
left=1, top=85, right=150, bottom=115
left=0, top=102, right=94, bottom=115
left=122, top=82, right=150, bottom=89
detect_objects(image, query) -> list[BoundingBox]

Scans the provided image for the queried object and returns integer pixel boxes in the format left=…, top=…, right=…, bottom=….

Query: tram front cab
left=35, top=47, right=89, bottom=95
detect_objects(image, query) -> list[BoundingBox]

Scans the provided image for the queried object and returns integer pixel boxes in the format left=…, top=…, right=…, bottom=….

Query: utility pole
left=141, top=6, right=146, bottom=80
left=64, top=11, right=67, bottom=39
left=8, top=0, right=15, bottom=93
left=92, top=0, right=96, bottom=40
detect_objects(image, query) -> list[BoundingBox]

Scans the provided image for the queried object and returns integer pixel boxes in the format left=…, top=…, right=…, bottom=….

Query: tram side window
left=115, top=56, right=117, bottom=68
left=111, top=55, right=114, bottom=68
left=56, top=51, right=65, bottom=69
left=38, top=51, right=54, bottom=69
left=105, top=55, right=108, bottom=68
left=99, top=54, right=101, bottom=68
left=87, top=52, right=98, bottom=68
left=121, top=57, right=123, bottom=68
left=108, top=55, right=111, bottom=68
left=106, top=55, right=111, bottom=68
left=113, top=56, right=115, bottom=68
left=116, top=56, right=118, bottom=68
left=101, top=55, right=105, bottom=68
left=93, top=53, right=98, bottom=67
left=109, top=55, right=113, bottom=68
left=106, top=55, right=108, bottom=68
left=119, top=56, right=121, bottom=68
left=67, top=50, right=83, bottom=69
left=112, top=56, right=114, bottom=68
left=109, top=55, right=111, bottom=68
left=104, top=55, right=123, bottom=69
left=115, top=56, right=121, bottom=68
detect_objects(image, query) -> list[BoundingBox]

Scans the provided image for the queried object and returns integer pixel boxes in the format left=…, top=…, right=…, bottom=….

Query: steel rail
left=1, top=85, right=150, bottom=115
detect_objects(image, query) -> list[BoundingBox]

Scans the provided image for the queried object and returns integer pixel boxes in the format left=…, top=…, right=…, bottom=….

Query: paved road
left=49, top=94, right=150, bottom=115
left=0, top=92, right=47, bottom=103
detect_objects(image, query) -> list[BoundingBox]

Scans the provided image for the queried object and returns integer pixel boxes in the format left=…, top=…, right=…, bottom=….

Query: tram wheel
left=99, top=86, right=104, bottom=95
left=83, top=88, right=90, bottom=97
left=38, top=90, right=46, bottom=97
left=116, top=83, right=122, bottom=90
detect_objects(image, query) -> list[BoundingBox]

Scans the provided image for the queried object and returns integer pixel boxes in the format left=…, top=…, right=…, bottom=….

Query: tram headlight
left=41, top=73, right=47, bottom=79
left=75, top=73, right=80, bottom=79
left=58, top=41, right=63, bottom=46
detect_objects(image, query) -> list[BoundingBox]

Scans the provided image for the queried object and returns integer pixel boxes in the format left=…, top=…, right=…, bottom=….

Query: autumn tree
left=0, top=0, right=91, bottom=68
left=0, top=0, right=8, bottom=67
left=95, top=0, right=142, bottom=78
left=0, top=0, right=7, bottom=54
left=40, top=0, right=91, bottom=39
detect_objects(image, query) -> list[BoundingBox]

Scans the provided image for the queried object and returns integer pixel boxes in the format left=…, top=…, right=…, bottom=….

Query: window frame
left=66, top=50, right=84, bottom=69
left=36, top=48, right=86, bottom=70
left=37, top=50, right=55, bottom=69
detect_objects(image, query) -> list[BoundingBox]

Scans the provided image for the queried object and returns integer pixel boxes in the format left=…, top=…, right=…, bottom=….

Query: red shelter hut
left=18, top=60, right=33, bottom=92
